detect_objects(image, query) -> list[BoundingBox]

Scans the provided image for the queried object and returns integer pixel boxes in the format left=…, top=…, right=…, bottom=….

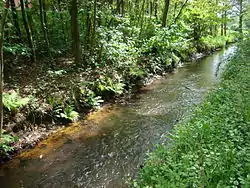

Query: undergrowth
left=133, top=40, right=250, bottom=187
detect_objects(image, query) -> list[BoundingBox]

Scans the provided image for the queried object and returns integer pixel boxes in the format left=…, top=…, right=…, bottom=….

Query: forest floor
left=134, top=40, right=250, bottom=187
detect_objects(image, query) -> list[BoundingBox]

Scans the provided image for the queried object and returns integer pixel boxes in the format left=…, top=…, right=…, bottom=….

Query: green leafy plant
left=3, top=91, right=30, bottom=112
left=0, top=133, right=18, bottom=155
left=3, top=43, right=31, bottom=57
left=57, top=105, right=79, bottom=122
left=80, top=87, right=104, bottom=109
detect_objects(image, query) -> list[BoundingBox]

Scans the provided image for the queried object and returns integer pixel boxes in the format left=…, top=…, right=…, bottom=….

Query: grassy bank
left=133, top=40, right=250, bottom=187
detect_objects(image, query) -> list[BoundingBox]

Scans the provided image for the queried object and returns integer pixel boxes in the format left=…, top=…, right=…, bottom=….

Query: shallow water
left=0, top=46, right=237, bottom=188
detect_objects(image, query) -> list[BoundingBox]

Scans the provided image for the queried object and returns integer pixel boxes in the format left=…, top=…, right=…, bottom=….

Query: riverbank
left=0, top=36, right=235, bottom=162
left=134, top=40, right=250, bottom=187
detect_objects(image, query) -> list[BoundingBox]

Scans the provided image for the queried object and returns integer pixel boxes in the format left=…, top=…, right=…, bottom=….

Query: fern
left=3, top=91, right=30, bottom=112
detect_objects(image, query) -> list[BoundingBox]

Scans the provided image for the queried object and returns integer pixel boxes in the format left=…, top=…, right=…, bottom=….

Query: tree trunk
left=39, top=0, right=51, bottom=55
left=70, top=0, right=81, bottom=64
left=85, top=2, right=91, bottom=50
left=0, top=0, right=9, bottom=138
left=239, top=0, right=243, bottom=36
left=25, top=0, right=35, bottom=36
left=214, top=0, right=218, bottom=36
left=121, top=0, right=125, bottom=16
left=20, top=0, right=36, bottom=62
left=9, top=0, right=22, bottom=42
left=221, top=21, right=224, bottom=36
left=150, top=1, right=153, bottom=17
left=224, top=11, right=227, bottom=36
left=154, top=0, right=158, bottom=20
left=173, top=0, right=188, bottom=24
left=58, top=0, right=66, bottom=42
left=138, top=0, right=146, bottom=30
left=91, top=0, right=97, bottom=54
left=161, top=0, right=170, bottom=27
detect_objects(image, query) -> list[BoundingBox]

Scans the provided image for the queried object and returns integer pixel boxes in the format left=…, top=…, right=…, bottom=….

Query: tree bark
left=20, top=0, right=36, bottom=62
left=58, top=0, right=66, bottom=42
left=25, top=0, right=35, bottom=36
left=9, top=0, right=22, bottom=42
left=39, top=0, right=51, bottom=55
left=154, top=0, right=158, bottom=20
left=173, top=0, right=188, bottom=24
left=90, top=0, right=97, bottom=54
left=70, top=0, right=81, bottom=64
left=85, top=2, right=91, bottom=50
left=162, top=0, right=170, bottom=27
left=239, top=0, right=243, bottom=36
left=224, top=10, right=227, bottom=36
left=121, top=0, right=125, bottom=16
left=0, top=0, right=9, bottom=138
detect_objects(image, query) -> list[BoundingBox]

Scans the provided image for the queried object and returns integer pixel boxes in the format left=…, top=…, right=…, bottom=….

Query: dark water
left=0, top=46, right=237, bottom=188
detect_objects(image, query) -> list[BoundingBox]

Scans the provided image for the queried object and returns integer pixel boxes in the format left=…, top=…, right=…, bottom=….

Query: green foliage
left=80, top=86, right=104, bottom=109
left=98, top=26, right=139, bottom=68
left=134, top=40, right=250, bottom=187
left=95, top=74, right=125, bottom=95
left=3, top=91, right=30, bottom=112
left=48, top=95, right=79, bottom=121
left=55, top=105, right=79, bottom=122
left=0, top=133, right=18, bottom=156
left=201, top=35, right=237, bottom=51
left=3, top=43, right=31, bottom=57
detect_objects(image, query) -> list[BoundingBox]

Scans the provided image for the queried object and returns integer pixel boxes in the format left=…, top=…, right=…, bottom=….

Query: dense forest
left=0, top=0, right=249, bottom=156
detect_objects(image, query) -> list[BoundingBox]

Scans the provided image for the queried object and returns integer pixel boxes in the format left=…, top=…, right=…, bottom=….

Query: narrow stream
left=0, top=46, right=236, bottom=188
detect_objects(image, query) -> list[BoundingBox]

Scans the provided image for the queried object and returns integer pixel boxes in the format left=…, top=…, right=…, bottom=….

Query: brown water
left=0, top=46, right=237, bottom=188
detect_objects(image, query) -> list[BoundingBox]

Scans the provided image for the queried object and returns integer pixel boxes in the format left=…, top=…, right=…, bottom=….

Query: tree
left=20, top=0, right=36, bottom=62
left=0, top=0, right=9, bottom=138
left=238, top=0, right=243, bottom=35
left=39, top=0, right=51, bottom=56
left=162, top=0, right=170, bottom=27
left=9, top=0, right=22, bottom=42
left=70, top=0, right=81, bottom=64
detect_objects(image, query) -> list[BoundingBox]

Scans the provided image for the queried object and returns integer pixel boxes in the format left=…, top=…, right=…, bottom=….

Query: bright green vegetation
left=3, top=91, right=30, bottom=112
left=134, top=40, right=250, bottom=187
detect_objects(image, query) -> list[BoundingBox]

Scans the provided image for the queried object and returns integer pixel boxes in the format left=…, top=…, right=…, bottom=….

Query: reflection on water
left=0, top=46, right=237, bottom=188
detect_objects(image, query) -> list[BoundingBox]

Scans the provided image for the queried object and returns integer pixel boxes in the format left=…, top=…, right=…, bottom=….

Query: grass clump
left=133, top=40, right=250, bottom=187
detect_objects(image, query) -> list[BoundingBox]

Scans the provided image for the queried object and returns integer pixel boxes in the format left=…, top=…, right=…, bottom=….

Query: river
left=0, top=46, right=236, bottom=188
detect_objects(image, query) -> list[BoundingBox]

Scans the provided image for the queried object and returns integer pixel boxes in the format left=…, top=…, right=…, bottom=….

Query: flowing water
left=0, top=46, right=237, bottom=188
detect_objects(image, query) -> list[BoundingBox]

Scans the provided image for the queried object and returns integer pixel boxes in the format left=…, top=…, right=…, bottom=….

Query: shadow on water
left=0, top=46, right=237, bottom=188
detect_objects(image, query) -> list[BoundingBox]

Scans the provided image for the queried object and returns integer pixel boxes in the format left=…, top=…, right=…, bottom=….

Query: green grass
left=133, top=40, right=250, bottom=188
